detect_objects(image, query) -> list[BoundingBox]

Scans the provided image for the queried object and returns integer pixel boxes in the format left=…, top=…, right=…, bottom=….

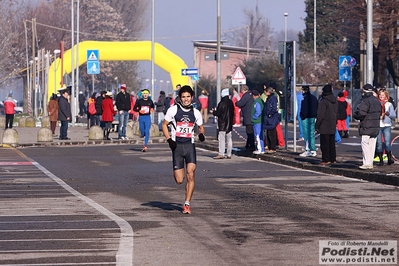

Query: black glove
left=199, top=133, right=205, bottom=142
left=167, top=138, right=177, bottom=150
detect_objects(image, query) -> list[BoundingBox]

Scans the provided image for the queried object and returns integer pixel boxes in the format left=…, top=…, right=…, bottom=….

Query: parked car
left=14, top=107, right=23, bottom=114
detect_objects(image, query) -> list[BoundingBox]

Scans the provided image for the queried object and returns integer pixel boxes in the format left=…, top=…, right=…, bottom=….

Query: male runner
left=162, top=85, right=205, bottom=214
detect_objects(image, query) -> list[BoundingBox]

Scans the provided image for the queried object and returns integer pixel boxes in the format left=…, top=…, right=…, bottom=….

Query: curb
left=196, top=140, right=399, bottom=187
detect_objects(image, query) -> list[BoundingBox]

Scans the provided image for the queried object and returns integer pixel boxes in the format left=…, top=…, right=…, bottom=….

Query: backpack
left=88, top=100, right=96, bottom=115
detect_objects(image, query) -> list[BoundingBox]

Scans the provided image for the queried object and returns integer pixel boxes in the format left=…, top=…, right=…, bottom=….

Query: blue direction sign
left=181, top=68, right=198, bottom=76
left=87, top=61, right=100, bottom=74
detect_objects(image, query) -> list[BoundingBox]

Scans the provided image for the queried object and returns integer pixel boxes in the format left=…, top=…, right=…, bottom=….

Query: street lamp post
left=366, top=0, right=373, bottom=84
left=216, top=0, right=221, bottom=105
left=284, top=13, right=288, bottom=42
left=314, top=0, right=316, bottom=60
left=53, top=50, right=60, bottom=93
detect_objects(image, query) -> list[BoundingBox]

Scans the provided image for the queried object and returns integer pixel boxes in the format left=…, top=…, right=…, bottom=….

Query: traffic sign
left=87, top=50, right=99, bottom=61
left=191, top=74, right=199, bottom=81
left=181, top=68, right=198, bottom=76
left=338, top=55, right=355, bottom=82
left=87, top=61, right=100, bottom=74
left=87, top=49, right=100, bottom=74
left=231, top=67, right=246, bottom=85
left=339, top=68, right=351, bottom=81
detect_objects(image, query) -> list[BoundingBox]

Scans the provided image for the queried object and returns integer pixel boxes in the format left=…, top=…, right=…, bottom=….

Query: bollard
left=0, top=116, right=5, bottom=128
left=126, top=124, right=135, bottom=139
left=25, top=117, right=36, bottom=128
left=150, top=123, right=160, bottom=137
left=18, top=117, right=26, bottom=127
left=88, top=125, right=104, bottom=140
left=41, top=116, right=50, bottom=128
left=37, top=128, right=53, bottom=142
left=2, top=128, right=18, bottom=145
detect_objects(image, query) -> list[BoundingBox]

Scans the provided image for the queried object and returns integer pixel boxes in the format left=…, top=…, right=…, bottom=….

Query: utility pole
left=366, top=0, right=373, bottom=84
left=216, top=0, right=221, bottom=105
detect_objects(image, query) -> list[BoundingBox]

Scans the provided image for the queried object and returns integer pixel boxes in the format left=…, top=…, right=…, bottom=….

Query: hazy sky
left=139, top=0, right=306, bottom=87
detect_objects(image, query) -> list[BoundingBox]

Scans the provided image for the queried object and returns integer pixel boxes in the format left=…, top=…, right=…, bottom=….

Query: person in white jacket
left=376, top=88, right=396, bottom=165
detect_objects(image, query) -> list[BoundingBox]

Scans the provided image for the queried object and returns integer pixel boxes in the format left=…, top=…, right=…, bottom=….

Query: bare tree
left=224, top=4, right=273, bottom=50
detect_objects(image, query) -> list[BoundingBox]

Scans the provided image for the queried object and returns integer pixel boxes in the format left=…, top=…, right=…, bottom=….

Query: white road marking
left=33, top=162, right=133, bottom=266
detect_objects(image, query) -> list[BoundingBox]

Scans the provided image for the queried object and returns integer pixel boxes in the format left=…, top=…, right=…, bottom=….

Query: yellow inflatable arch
left=47, top=41, right=189, bottom=98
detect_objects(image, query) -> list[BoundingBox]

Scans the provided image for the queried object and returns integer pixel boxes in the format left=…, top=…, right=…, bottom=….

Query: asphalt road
left=1, top=143, right=398, bottom=265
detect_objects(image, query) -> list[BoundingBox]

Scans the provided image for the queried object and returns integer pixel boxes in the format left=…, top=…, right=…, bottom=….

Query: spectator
left=299, top=86, right=318, bottom=157
left=87, top=92, right=98, bottom=127
left=262, top=85, right=285, bottom=148
left=191, top=92, right=202, bottom=111
left=262, top=87, right=279, bottom=153
left=251, top=90, right=265, bottom=154
left=47, top=93, right=58, bottom=136
left=95, top=91, right=106, bottom=128
left=354, top=84, right=381, bottom=169
left=296, top=89, right=304, bottom=141
left=212, top=88, right=234, bottom=159
left=101, top=91, right=116, bottom=140
left=164, top=92, right=173, bottom=113
left=155, top=90, right=166, bottom=130
left=376, top=88, right=396, bottom=166
left=342, top=90, right=351, bottom=130
left=337, top=92, right=351, bottom=138
left=161, top=85, right=205, bottom=214
left=57, top=87, right=72, bottom=140
left=78, top=91, right=86, bottom=118
left=315, top=84, right=338, bottom=165
left=231, top=87, right=241, bottom=126
left=129, top=91, right=139, bottom=122
left=236, top=85, right=255, bottom=150
left=198, top=90, right=209, bottom=123
left=133, top=89, right=155, bottom=152
left=172, top=84, right=181, bottom=106
left=4, top=94, right=15, bottom=129
left=115, top=83, right=131, bottom=140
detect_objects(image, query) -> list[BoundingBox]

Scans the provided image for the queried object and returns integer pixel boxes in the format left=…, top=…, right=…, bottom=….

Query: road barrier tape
left=232, top=127, right=247, bottom=141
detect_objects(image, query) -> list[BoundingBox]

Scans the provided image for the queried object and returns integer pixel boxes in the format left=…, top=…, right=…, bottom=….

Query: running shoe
left=142, top=146, right=147, bottom=152
left=310, top=151, right=317, bottom=157
left=182, top=204, right=191, bottom=214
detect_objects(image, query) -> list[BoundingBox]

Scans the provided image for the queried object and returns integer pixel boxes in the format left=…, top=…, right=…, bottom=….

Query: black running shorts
left=172, top=142, right=197, bottom=170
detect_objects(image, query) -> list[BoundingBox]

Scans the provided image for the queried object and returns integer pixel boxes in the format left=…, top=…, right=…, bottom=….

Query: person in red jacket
left=198, top=90, right=209, bottom=123
left=101, top=91, right=116, bottom=140
left=4, top=94, right=15, bottom=129
left=129, top=91, right=138, bottom=122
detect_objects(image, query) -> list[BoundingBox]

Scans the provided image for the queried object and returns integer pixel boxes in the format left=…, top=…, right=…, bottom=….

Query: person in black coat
left=155, top=90, right=166, bottom=130
left=58, top=88, right=72, bottom=140
left=353, top=84, right=381, bottom=169
left=262, top=87, right=279, bottom=153
left=315, top=84, right=338, bottom=165
left=95, top=91, right=106, bottom=128
left=236, top=85, right=255, bottom=150
left=212, top=88, right=234, bottom=159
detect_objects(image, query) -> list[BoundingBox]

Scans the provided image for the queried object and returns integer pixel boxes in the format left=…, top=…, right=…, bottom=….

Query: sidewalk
left=2, top=122, right=399, bottom=187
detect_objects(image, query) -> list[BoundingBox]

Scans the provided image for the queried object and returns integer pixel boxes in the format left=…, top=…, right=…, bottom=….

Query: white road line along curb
left=33, top=162, right=133, bottom=266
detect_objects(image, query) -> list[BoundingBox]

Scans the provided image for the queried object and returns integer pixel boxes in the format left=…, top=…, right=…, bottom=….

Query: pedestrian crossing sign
left=87, top=50, right=99, bottom=61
